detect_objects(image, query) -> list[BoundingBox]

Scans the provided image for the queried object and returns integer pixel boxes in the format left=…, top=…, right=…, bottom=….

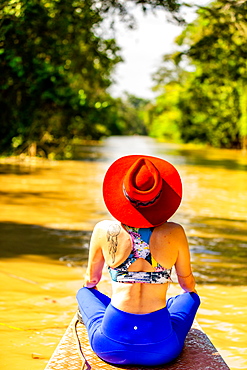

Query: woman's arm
left=84, top=223, right=105, bottom=288
left=174, top=225, right=197, bottom=294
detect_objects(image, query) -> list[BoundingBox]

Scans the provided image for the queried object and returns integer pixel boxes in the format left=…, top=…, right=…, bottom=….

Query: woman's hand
left=83, top=281, right=98, bottom=289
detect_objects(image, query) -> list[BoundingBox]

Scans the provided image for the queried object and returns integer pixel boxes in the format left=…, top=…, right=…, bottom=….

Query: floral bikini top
left=108, top=225, right=172, bottom=284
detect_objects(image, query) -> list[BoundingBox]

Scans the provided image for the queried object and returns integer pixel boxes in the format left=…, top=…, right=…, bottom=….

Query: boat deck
left=45, top=314, right=230, bottom=370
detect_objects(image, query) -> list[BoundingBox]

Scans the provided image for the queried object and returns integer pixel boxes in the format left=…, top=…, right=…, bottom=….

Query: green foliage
left=149, top=54, right=188, bottom=142
left=149, top=84, right=181, bottom=141
left=151, top=0, right=247, bottom=149
left=178, top=76, right=241, bottom=148
left=97, top=0, right=183, bottom=25
left=0, top=0, right=185, bottom=157
left=0, top=0, right=121, bottom=155
left=112, top=94, right=150, bottom=135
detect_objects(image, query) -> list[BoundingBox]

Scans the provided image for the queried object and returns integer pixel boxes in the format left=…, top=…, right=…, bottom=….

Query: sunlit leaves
left=149, top=83, right=182, bottom=141
left=0, top=0, right=122, bottom=154
left=0, top=0, right=190, bottom=156
left=151, top=0, right=247, bottom=149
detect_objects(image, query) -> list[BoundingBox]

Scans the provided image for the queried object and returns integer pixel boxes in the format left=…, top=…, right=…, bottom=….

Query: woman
left=77, top=155, right=200, bottom=366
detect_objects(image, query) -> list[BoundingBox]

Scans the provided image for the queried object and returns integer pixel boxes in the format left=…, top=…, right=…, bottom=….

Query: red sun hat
left=103, top=155, right=182, bottom=228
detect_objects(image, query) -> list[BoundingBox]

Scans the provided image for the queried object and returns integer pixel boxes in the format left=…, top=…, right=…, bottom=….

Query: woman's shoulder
left=91, top=221, right=122, bottom=246
left=156, top=221, right=184, bottom=233
left=93, top=220, right=121, bottom=232
left=153, top=222, right=186, bottom=243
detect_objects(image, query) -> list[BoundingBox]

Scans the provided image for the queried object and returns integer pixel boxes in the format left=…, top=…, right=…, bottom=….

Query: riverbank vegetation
left=1, top=0, right=246, bottom=158
left=150, top=0, right=247, bottom=150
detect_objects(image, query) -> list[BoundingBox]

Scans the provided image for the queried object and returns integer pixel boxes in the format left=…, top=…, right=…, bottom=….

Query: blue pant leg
left=76, top=287, right=111, bottom=344
left=167, top=292, right=200, bottom=345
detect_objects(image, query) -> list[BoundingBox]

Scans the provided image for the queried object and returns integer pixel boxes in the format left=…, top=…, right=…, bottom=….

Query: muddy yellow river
left=0, top=136, right=246, bottom=370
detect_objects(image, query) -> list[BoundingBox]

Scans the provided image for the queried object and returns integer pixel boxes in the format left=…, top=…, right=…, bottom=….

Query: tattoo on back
left=107, top=223, right=121, bottom=263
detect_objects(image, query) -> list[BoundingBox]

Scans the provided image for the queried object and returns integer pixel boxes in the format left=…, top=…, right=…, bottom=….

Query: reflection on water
left=0, top=136, right=247, bottom=370
left=187, top=216, right=247, bottom=286
left=0, top=222, right=91, bottom=260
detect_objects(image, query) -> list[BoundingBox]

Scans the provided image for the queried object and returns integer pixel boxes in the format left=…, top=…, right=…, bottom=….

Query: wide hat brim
left=103, top=155, right=182, bottom=228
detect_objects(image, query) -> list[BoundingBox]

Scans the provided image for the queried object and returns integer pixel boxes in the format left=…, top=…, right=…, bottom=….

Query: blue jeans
left=76, top=288, right=200, bottom=366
